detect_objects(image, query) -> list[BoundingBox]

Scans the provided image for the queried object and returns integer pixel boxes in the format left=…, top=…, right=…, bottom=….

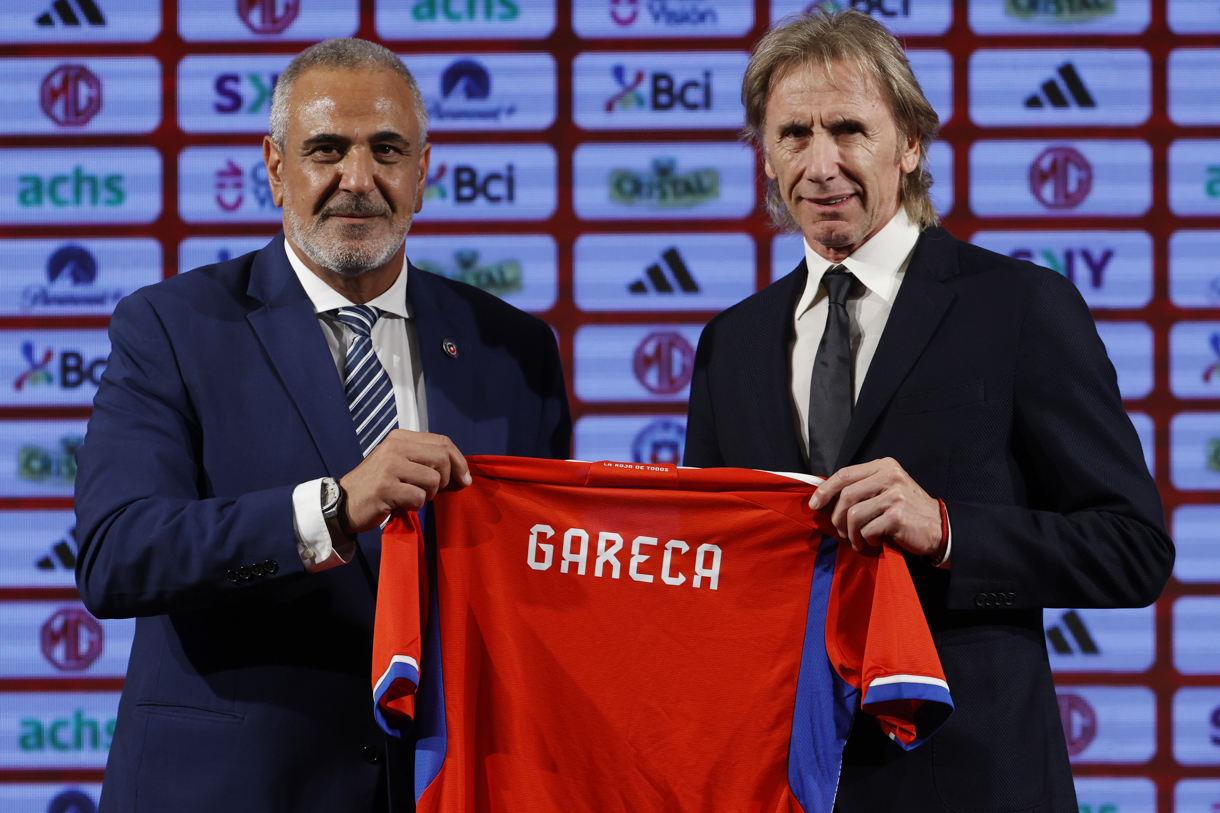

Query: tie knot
left=334, top=305, right=383, bottom=338
left=822, top=267, right=855, bottom=306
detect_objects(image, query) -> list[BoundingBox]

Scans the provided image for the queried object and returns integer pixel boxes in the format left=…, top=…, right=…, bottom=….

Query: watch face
left=321, top=478, right=339, bottom=511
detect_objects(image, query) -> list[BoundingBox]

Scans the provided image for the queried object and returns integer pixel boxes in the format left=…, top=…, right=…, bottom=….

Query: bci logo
left=41, top=64, right=103, bottom=127
left=1010, top=247, right=1112, bottom=288
left=410, top=0, right=519, bottom=21
left=425, top=163, right=515, bottom=203
left=17, top=167, right=124, bottom=209
left=14, top=340, right=106, bottom=393
left=19, top=710, right=115, bottom=753
left=41, top=607, right=104, bottom=672
left=214, top=72, right=280, bottom=114
left=606, top=64, right=712, bottom=112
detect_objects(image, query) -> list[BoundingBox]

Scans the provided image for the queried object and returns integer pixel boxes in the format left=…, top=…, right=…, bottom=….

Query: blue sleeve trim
left=862, top=681, right=954, bottom=750
left=373, top=659, right=421, bottom=738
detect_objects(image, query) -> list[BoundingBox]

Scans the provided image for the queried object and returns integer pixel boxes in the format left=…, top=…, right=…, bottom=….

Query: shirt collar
left=283, top=239, right=412, bottom=320
left=796, top=209, right=921, bottom=318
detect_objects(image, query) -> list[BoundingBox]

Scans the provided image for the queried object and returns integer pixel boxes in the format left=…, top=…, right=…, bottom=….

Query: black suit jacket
left=683, top=226, right=1172, bottom=813
left=75, top=234, right=571, bottom=813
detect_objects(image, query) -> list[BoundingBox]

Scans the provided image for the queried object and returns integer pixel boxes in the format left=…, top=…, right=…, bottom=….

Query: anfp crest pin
left=442, top=339, right=458, bottom=358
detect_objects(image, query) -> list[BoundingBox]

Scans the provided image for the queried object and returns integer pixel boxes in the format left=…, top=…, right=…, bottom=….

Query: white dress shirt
left=789, top=210, right=951, bottom=566
left=284, top=241, right=428, bottom=572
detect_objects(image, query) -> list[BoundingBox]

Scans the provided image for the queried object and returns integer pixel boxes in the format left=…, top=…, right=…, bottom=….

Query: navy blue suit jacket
left=74, top=234, right=570, bottom=813
left=684, top=227, right=1172, bottom=813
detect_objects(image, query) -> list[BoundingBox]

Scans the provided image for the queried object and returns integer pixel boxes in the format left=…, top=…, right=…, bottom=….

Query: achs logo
left=1025, top=63, right=1095, bottom=110
left=411, top=0, right=520, bottom=21
left=15, top=342, right=54, bottom=391
left=1204, top=333, right=1220, bottom=383
left=215, top=158, right=273, bottom=212
left=629, top=247, right=700, bottom=294
left=237, top=0, right=299, bottom=34
left=1029, top=146, right=1092, bottom=209
left=607, top=65, right=646, bottom=111
left=1005, top=0, right=1115, bottom=22
left=416, top=250, right=522, bottom=296
left=632, top=418, right=686, bottom=464
left=35, top=0, right=106, bottom=27
left=610, top=158, right=719, bottom=208
left=605, top=66, right=712, bottom=113
left=19, top=436, right=82, bottom=484
left=47, top=789, right=97, bottom=813
left=40, top=65, right=102, bottom=127
left=1057, top=693, right=1097, bottom=757
left=1010, top=246, right=1111, bottom=289
left=41, top=607, right=104, bottom=671
left=633, top=331, right=696, bottom=395
left=17, top=167, right=124, bottom=209
left=429, top=60, right=518, bottom=123
left=805, top=0, right=910, bottom=17
left=1046, top=610, right=1100, bottom=655
left=36, top=525, right=79, bottom=572
left=24, top=245, right=123, bottom=311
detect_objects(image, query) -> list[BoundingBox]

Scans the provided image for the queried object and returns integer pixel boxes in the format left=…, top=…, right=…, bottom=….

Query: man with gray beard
left=74, top=39, right=570, bottom=813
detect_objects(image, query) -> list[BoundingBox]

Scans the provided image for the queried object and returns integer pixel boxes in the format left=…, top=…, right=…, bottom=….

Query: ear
left=899, top=130, right=920, bottom=175
left=414, top=143, right=431, bottom=215
left=762, top=145, right=778, bottom=181
left=263, top=135, right=285, bottom=209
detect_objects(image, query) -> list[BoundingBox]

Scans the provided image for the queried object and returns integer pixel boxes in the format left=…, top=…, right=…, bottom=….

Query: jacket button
left=225, top=570, right=238, bottom=584
left=1005, top=593, right=1015, bottom=606
left=974, top=593, right=986, bottom=607
left=238, top=566, right=251, bottom=580
left=264, top=559, right=279, bottom=574
left=250, top=562, right=264, bottom=577
left=362, top=746, right=382, bottom=764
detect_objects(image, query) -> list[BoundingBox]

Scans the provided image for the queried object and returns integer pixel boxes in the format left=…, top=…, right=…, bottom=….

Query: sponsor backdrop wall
left=0, top=0, right=1218, bottom=810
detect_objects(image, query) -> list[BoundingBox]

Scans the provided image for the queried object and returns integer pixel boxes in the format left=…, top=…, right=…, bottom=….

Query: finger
left=384, top=482, right=430, bottom=514
left=846, top=494, right=893, bottom=550
left=446, top=442, right=471, bottom=488
left=830, top=475, right=886, bottom=540
left=395, top=460, right=445, bottom=501
left=809, top=460, right=879, bottom=510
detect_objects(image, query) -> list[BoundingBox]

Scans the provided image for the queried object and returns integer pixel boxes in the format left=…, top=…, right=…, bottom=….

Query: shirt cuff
left=292, top=478, right=355, bottom=573
left=935, top=507, right=952, bottom=569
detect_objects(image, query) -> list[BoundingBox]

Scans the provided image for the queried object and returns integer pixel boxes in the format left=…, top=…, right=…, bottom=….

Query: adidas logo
left=1046, top=610, right=1100, bottom=655
left=1025, top=63, right=1095, bottom=109
left=35, top=527, right=78, bottom=571
left=35, top=0, right=107, bottom=27
left=628, top=248, right=700, bottom=294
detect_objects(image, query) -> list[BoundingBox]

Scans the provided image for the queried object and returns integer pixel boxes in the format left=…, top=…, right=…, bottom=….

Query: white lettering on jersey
left=561, top=528, right=589, bottom=575
left=528, top=524, right=554, bottom=571
left=595, top=532, right=623, bottom=579
left=661, top=540, right=688, bottom=586
left=629, top=536, right=658, bottom=583
left=693, top=543, right=722, bottom=590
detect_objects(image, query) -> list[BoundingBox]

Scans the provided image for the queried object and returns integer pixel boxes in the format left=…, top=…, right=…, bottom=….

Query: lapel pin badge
left=442, top=339, right=458, bottom=358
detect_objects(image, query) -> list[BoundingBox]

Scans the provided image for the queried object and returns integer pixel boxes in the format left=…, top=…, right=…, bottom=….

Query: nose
left=803, top=133, right=840, bottom=185
left=337, top=147, right=376, bottom=197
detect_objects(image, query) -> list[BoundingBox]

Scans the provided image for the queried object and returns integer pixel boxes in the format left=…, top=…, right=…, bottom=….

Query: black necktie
left=807, top=267, right=856, bottom=477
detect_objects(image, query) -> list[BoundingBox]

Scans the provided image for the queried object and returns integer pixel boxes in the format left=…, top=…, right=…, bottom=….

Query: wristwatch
left=320, top=477, right=350, bottom=544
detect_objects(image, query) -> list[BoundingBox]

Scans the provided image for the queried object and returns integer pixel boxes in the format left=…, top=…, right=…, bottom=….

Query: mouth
left=805, top=193, right=856, bottom=210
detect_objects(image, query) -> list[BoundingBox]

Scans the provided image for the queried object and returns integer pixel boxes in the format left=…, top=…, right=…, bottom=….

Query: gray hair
left=269, top=38, right=428, bottom=150
left=742, top=9, right=940, bottom=231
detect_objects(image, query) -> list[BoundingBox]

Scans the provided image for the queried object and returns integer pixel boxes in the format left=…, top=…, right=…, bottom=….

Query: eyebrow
left=300, top=131, right=414, bottom=150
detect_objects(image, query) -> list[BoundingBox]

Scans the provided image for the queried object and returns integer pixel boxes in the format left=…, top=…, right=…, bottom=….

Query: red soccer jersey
left=372, top=457, right=952, bottom=813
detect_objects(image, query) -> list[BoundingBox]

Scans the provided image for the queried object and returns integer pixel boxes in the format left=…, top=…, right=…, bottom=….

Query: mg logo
left=1057, top=692, right=1097, bottom=757
left=237, top=0, right=300, bottom=33
left=40, top=65, right=103, bottom=127
left=632, top=331, right=695, bottom=395
left=1029, top=146, right=1093, bottom=209
left=40, top=607, right=104, bottom=672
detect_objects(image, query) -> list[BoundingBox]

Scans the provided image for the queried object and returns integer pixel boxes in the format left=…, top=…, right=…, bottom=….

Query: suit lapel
left=246, top=234, right=364, bottom=479
left=744, top=260, right=810, bottom=474
left=836, top=227, right=959, bottom=469
left=408, top=264, right=477, bottom=454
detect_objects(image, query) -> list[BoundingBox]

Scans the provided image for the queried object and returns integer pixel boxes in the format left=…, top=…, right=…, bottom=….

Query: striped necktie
left=335, top=305, right=398, bottom=457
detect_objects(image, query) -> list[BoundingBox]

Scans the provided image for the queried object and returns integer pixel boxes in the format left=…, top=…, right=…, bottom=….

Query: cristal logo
left=609, top=158, right=719, bottom=208
left=610, top=0, right=639, bottom=24
left=1006, top=0, right=1115, bottom=22
left=40, top=65, right=102, bottom=127
left=607, top=65, right=646, bottom=111
left=1057, top=692, right=1097, bottom=757
left=632, top=418, right=686, bottom=464
left=40, top=607, right=104, bottom=672
left=633, top=331, right=696, bottom=395
left=1029, top=146, right=1092, bottom=210
left=415, top=251, right=522, bottom=296
left=18, top=436, right=82, bottom=484
left=215, top=159, right=274, bottom=212
left=15, top=341, right=54, bottom=391
left=238, top=0, right=299, bottom=33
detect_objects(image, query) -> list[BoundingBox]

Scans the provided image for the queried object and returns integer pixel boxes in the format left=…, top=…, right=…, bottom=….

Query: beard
left=284, top=192, right=411, bottom=279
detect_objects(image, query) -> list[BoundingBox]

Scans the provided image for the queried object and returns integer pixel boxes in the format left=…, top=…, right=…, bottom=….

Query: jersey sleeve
left=372, top=510, right=427, bottom=736
left=824, top=540, right=953, bottom=749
